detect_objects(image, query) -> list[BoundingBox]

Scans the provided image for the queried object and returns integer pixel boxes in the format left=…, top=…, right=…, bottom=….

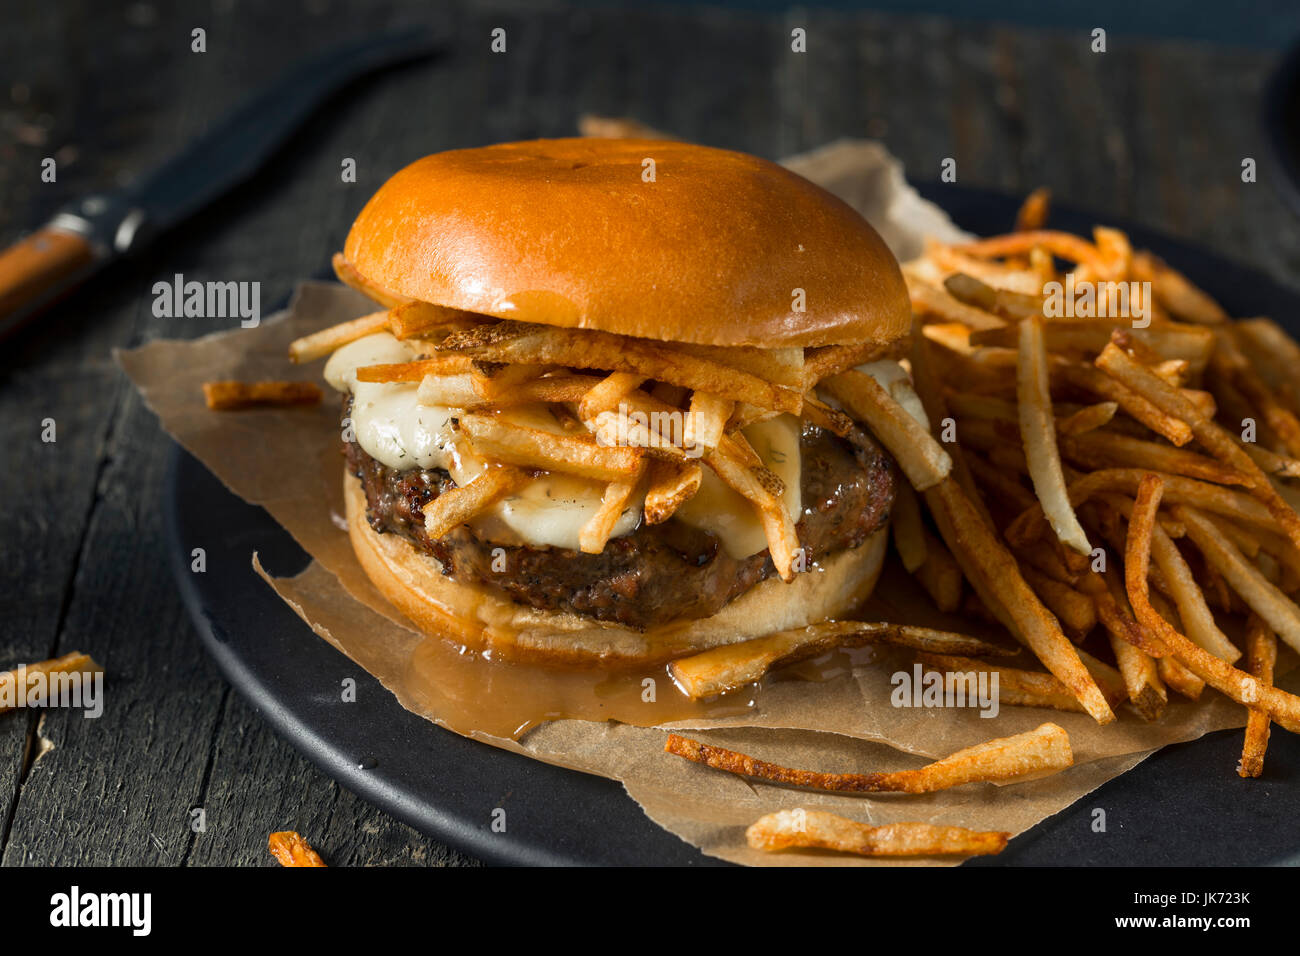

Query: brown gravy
left=400, top=633, right=760, bottom=739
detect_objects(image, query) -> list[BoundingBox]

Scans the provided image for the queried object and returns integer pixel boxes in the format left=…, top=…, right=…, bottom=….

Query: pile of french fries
left=663, top=192, right=1300, bottom=858
left=667, top=200, right=1300, bottom=853
left=877, top=194, right=1300, bottom=767
left=291, top=253, right=889, bottom=572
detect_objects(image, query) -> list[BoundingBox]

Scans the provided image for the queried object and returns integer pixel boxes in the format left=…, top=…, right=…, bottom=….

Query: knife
left=0, top=26, right=442, bottom=339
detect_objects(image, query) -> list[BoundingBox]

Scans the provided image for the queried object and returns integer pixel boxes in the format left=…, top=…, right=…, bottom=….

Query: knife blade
left=0, top=25, right=442, bottom=339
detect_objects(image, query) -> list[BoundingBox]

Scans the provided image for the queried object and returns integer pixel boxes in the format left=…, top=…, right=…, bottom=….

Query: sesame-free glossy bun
left=344, top=469, right=887, bottom=666
left=344, top=138, right=910, bottom=349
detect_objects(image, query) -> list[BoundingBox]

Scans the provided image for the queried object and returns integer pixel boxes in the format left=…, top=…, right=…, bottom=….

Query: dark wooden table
left=1, top=1, right=1296, bottom=866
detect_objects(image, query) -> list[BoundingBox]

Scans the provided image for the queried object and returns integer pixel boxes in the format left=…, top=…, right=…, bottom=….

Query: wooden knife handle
left=0, top=226, right=96, bottom=321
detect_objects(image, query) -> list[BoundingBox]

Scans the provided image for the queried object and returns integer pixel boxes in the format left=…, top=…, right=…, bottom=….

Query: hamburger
left=306, top=137, right=911, bottom=665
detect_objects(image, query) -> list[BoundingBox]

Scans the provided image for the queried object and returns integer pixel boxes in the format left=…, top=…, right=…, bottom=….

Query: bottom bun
left=345, top=467, right=887, bottom=666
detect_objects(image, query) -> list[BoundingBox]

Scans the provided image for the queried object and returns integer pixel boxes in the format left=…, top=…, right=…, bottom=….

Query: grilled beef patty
left=344, top=404, right=896, bottom=629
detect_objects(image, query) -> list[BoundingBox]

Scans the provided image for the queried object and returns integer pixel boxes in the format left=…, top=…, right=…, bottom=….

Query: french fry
left=331, top=252, right=411, bottom=309
left=745, top=809, right=1009, bottom=858
left=802, top=342, right=896, bottom=387
left=685, top=344, right=805, bottom=390
left=944, top=272, right=1044, bottom=321
left=1019, top=316, right=1092, bottom=555
left=577, top=371, right=646, bottom=421
left=704, top=441, right=799, bottom=581
left=954, top=230, right=1106, bottom=269
left=579, top=463, right=646, bottom=554
left=465, top=374, right=602, bottom=409
left=577, top=113, right=673, bottom=139
left=667, top=621, right=1014, bottom=700
left=468, top=361, right=552, bottom=402
left=891, top=480, right=928, bottom=573
left=1159, top=654, right=1205, bottom=700
left=684, top=392, right=733, bottom=454
left=1126, top=475, right=1300, bottom=733
left=666, top=723, right=1071, bottom=794
left=917, top=653, right=1119, bottom=714
left=801, top=393, right=855, bottom=437
left=1057, top=431, right=1247, bottom=486
left=386, top=300, right=480, bottom=340
left=1079, top=642, right=1149, bottom=704
left=909, top=326, right=995, bottom=528
left=1240, top=441, right=1300, bottom=479
left=1015, top=187, right=1051, bottom=232
left=202, top=380, right=323, bottom=410
left=1109, top=633, right=1167, bottom=721
left=1238, top=615, right=1278, bottom=778
left=914, top=530, right=964, bottom=613
left=439, top=322, right=802, bottom=414
left=1079, top=555, right=1170, bottom=659
left=268, top=831, right=327, bottom=867
left=924, top=477, right=1115, bottom=723
left=1055, top=401, right=1118, bottom=436
left=1140, top=509, right=1241, bottom=662
left=355, top=355, right=475, bottom=382
left=1029, top=245, right=1056, bottom=286
left=823, top=370, right=952, bottom=491
left=422, top=465, right=531, bottom=540
left=719, top=428, right=763, bottom=469
left=1093, top=226, right=1134, bottom=279
left=904, top=274, right=1008, bottom=331
left=1088, top=573, right=1168, bottom=719
left=1021, top=565, right=1096, bottom=641
left=415, top=373, right=479, bottom=408
left=288, top=311, right=389, bottom=363
left=458, top=413, right=642, bottom=481
left=642, top=459, right=702, bottom=525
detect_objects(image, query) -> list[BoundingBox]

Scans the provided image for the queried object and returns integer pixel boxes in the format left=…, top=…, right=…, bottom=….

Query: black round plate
left=167, top=184, right=1300, bottom=866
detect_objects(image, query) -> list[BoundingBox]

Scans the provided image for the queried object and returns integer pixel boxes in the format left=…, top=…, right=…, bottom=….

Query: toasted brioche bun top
left=344, top=138, right=910, bottom=349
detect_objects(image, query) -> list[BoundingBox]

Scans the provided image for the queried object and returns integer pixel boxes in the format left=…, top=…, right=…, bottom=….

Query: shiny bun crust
left=344, top=138, right=911, bottom=349
left=344, top=469, right=886, bottom=666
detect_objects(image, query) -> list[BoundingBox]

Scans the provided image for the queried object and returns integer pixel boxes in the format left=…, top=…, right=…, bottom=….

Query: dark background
left=1, top=0, right=1298, bottom=866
